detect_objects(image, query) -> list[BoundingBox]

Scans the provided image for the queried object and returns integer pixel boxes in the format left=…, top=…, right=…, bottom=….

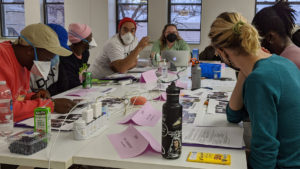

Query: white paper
left=183, top=126, right=244, bottom=149
left=53, top=86, right=116, bottom=102
left=16, top=118, right=34, bottom=127
left=202, top=79, right=236, bottom=92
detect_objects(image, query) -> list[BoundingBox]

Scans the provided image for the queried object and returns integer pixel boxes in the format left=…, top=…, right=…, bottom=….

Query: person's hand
left=229, top=70, right=246, bottom=111
left=53, top=98, right=76, bottom=114
left=137, top=36, right=150, bottom=50
left=31, top=89, right=50, bottom=100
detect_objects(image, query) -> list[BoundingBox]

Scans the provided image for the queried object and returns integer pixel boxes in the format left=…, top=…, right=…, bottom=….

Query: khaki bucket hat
left=16, top=23, right=72, bottom=56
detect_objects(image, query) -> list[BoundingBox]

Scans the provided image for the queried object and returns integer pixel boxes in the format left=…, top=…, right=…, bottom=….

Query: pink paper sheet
left=107, top=125, right=161, bottom=158
left=153, top=92, right=167, bottom=101
left=140, top=70, right=158, bottom=83
left=140, top=130, right=161, bottom=152
left=119, top=102, right=162, bottom=126
left=176, top=80, right=188, bottom=89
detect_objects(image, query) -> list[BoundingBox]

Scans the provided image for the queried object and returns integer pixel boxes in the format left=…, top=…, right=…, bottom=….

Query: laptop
left=161, top=50, right=190, bottom=67
left=128, top=67, right=153, bottom=73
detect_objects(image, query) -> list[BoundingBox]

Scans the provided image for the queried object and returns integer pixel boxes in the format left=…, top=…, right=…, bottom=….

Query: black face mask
left=166, top=33, right=177, bottom=43
left=221, top=51, right=240, bottom=71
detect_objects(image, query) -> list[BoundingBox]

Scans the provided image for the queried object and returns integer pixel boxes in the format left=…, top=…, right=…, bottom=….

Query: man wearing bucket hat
left=56, top=23, right=97, bottom=91
left=89, top=17, right=150, bottom=78
left=0, top=23, right=74, bottom=122
left=30, top=23, right=71, bottom=96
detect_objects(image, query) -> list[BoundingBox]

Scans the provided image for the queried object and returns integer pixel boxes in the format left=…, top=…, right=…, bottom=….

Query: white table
left=72, top=79, right=246, bottom=169
left=0, top=128, right=92, bottom=169
left=72, top=103, right=247, bottom=169
left=0, top=66, right=245, bottom=169
left=0, top=85, right=115, bottom=169
left=0, top=83, right=160, bottom=169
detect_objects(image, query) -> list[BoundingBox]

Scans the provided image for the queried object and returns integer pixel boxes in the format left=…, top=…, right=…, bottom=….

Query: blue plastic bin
left=200, top=63, right=221, bottom=79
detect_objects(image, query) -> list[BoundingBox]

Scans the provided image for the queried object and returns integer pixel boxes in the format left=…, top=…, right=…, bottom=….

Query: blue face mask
left=20, top=35, right=52, bottom=80
left=50, top=55, right=60, bottom=67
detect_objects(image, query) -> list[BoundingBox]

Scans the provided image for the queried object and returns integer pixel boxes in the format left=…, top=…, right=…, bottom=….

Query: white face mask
left=121, top=32, right=134, bottom=45
left=20, top=34, right=52, bottom=80
left=89, top=38, right=97, bottom=49
left=31, top=60, right=51, bottom=81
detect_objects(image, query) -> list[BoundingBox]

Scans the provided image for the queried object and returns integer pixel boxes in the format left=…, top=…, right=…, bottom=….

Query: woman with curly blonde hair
left=209, top=12, right=300, bottom=169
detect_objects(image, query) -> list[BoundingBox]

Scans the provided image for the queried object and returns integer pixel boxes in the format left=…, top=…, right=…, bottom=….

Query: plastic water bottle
left=0, top=81, right=13, bottom=136
left=192, top=48, right=199, bottom=59
left=161, top=59, right=168, bottom=79
left=152, top=53, right=161, bottom=67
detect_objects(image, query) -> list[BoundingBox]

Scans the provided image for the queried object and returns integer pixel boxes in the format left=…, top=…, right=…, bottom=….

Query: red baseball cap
left=118, top=17, right=137, bottom=31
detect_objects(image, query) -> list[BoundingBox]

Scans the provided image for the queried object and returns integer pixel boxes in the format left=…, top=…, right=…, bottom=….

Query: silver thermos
left=191, top=61, right=201, bottom=90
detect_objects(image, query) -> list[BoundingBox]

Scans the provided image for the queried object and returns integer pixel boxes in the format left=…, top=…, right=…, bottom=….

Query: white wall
left=64, top=0, right=109, bottom=64
left=108, top=0, right=116, bottom=38
left=1, top=0, right=256, bottom=58
left=199, top=0, right=255, bottom=51
left=24, top=0, right=41, bottom=25
left=63, top=0, right=255, bottom=60
left=148, top=0, right=168, bottom=41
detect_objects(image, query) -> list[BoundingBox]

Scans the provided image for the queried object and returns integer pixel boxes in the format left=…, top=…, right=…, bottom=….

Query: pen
left=201, top=87, right=213, bottom=90
left=101, top=88, right=112, bottom=93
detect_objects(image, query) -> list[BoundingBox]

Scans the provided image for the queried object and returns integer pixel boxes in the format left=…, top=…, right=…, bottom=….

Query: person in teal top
left=209, top=12, right=300, bottom=169
left=151, top=24, right=190, bottom=63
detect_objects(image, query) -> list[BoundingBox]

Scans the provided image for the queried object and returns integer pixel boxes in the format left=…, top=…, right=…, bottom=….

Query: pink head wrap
left=68, top=23, right=92, bottom=44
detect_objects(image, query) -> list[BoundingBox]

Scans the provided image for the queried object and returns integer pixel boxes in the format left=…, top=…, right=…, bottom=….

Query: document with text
left=182, top=126, right=244, bottom=149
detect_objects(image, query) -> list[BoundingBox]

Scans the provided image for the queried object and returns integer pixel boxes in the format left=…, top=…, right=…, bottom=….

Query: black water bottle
left=162, top=82, right=182, bottom=159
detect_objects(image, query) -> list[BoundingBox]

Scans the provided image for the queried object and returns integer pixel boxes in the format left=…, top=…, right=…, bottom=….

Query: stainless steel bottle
left=162, top=82, right=182, bottom=159
left=191, top=61, right=201, bottom=90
